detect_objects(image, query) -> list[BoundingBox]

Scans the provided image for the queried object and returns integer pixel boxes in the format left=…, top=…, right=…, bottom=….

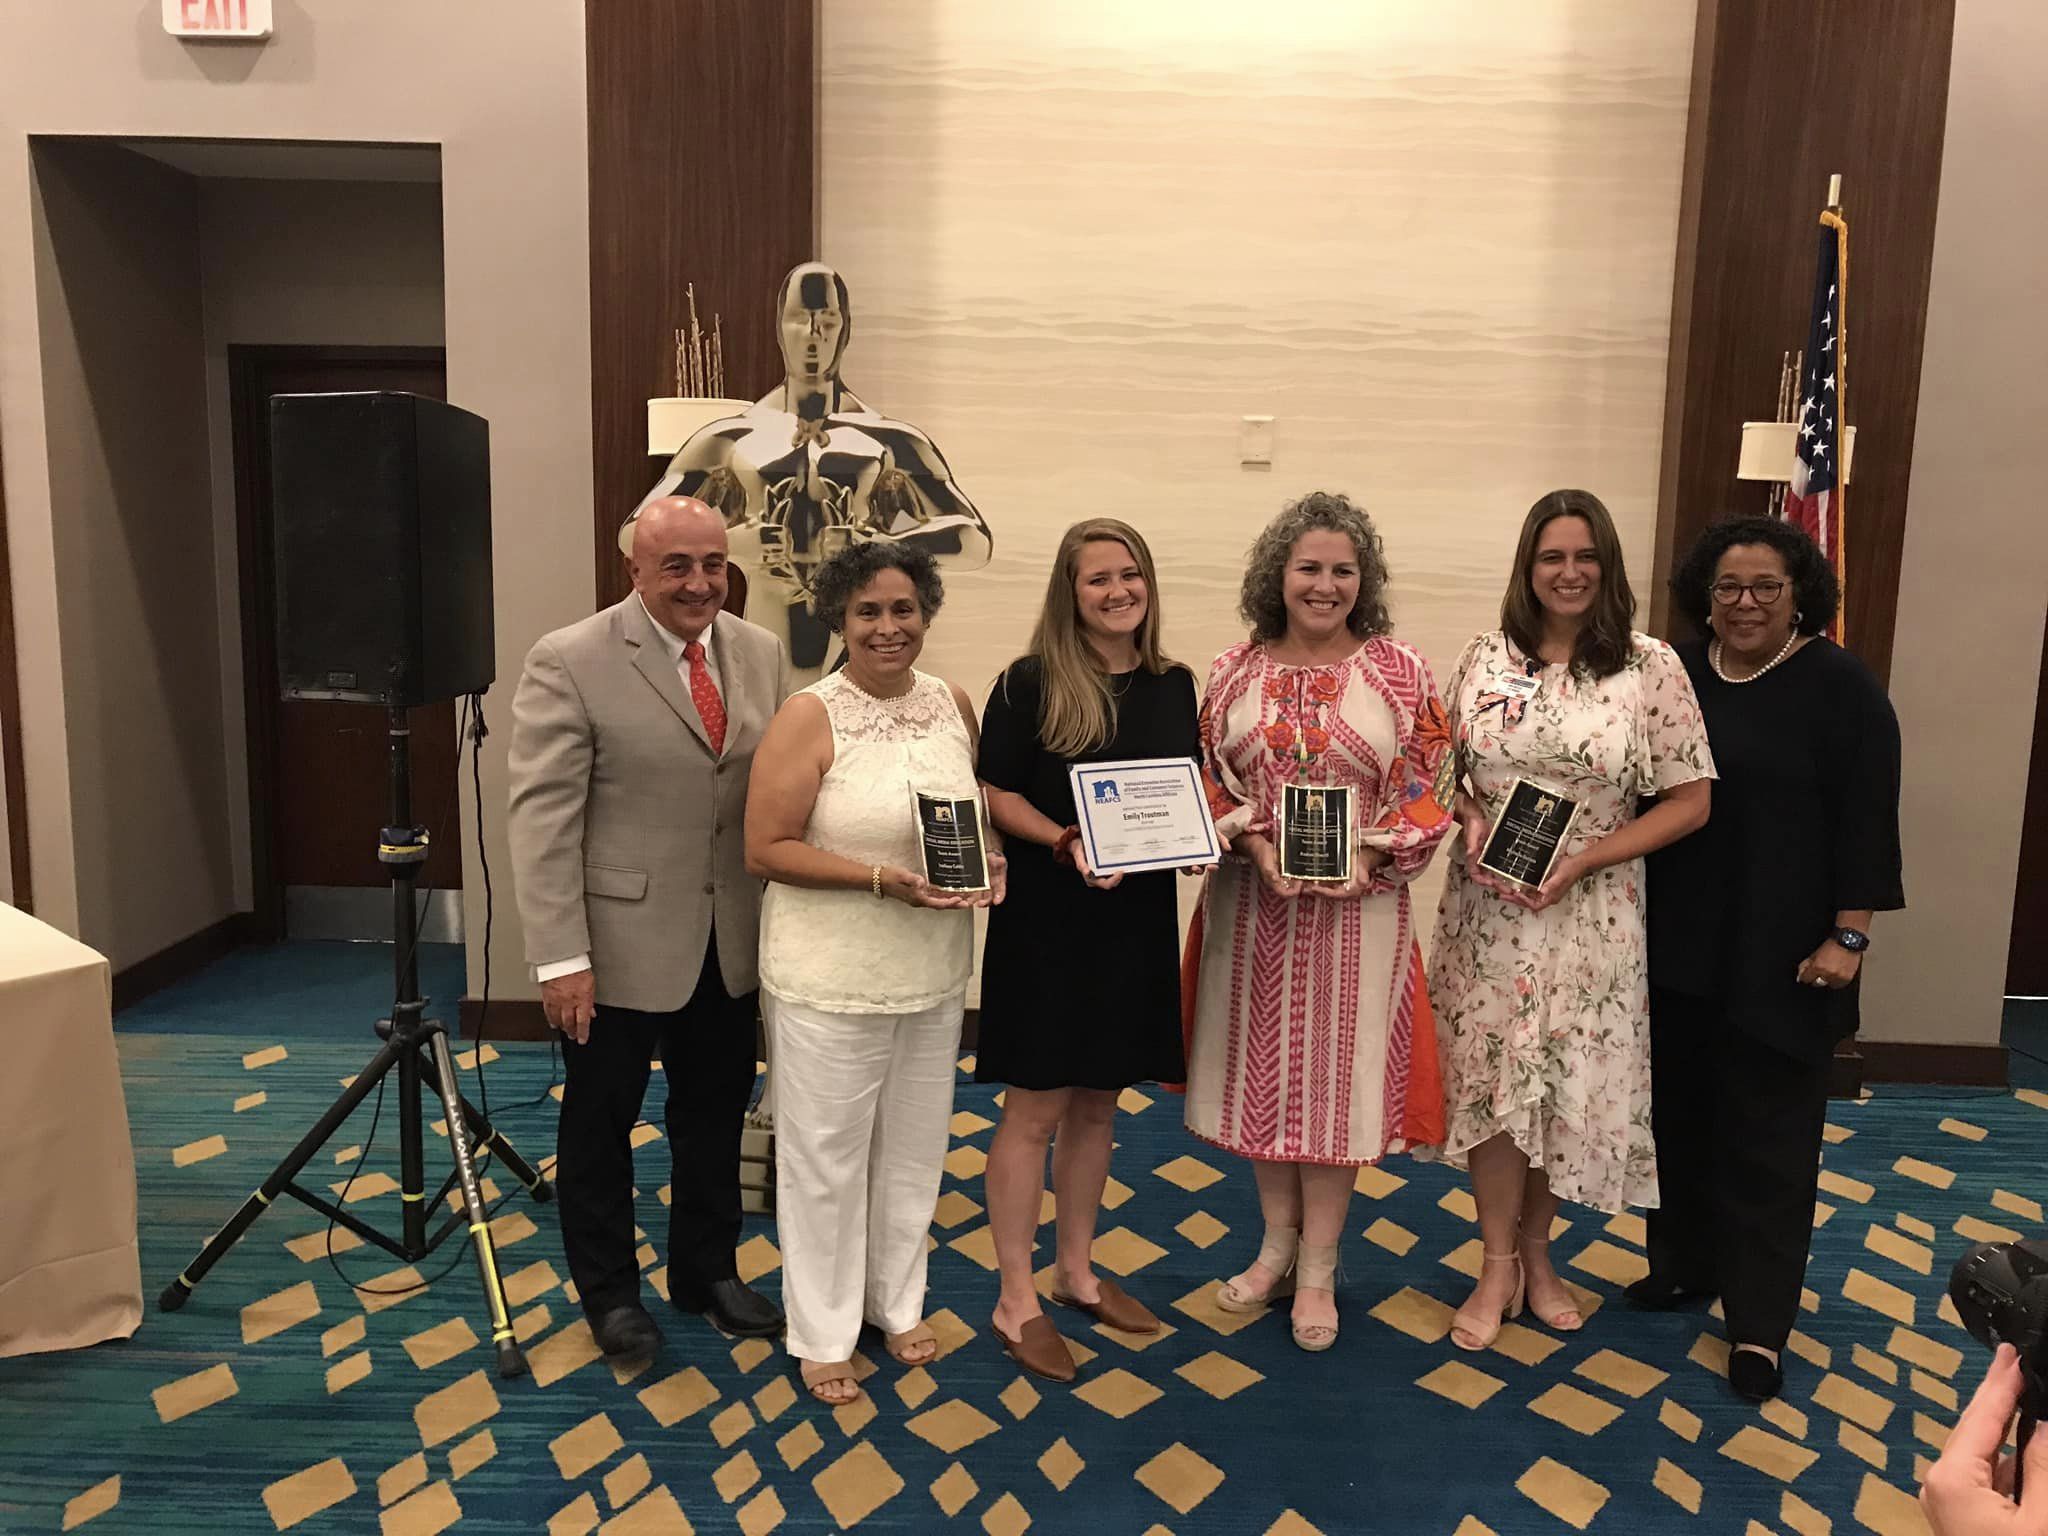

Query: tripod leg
left=424, top=1029, right=527, bottom=1378
left=415, top=1052, right=553, bottom=1202
left=160, top=1038, right=407, bottom=1311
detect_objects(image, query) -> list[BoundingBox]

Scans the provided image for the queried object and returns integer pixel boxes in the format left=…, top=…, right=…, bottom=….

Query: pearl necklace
left=1709, top=633, right=1798, bottom=684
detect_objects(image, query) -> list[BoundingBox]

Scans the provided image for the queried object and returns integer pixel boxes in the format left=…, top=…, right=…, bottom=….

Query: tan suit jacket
left=508, top=599, right=790, bottom=1012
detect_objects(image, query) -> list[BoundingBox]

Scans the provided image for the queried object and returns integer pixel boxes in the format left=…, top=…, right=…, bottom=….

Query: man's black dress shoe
left=1625, top=1274, right=1712, bottom=1310
left=589, top=1302, right=662, bottom=1359
left=1729, top=1346, right=1784, bottom=1403
left=674, top=1277, right=784, bottom=1339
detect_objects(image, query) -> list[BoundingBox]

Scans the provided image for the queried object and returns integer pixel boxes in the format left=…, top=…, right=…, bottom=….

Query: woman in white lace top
left=745, top=541, right=1004, bottom=1405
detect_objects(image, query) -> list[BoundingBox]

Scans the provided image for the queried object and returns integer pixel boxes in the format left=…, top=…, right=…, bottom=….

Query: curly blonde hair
left=1238, top=491, right=1391, bottom=645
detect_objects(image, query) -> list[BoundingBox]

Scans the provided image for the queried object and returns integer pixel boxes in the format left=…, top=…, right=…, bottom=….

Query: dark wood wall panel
left=586, top=0, right=817, bottom=612
left=1651, top=0, right=1956, bottom=684
left=0, top=428, right=30, bottom=911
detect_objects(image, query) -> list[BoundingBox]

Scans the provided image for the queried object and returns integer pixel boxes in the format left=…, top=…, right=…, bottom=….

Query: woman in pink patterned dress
left=1185, top=491, right=1455, bottom=1351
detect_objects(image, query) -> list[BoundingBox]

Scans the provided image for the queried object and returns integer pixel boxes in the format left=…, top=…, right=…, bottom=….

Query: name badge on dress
left=1496, top=672, right=1540, bottom=699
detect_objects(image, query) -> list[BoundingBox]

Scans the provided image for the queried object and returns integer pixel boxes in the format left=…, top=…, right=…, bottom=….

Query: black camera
left=1949, top=1238, right=2048, bottom=1417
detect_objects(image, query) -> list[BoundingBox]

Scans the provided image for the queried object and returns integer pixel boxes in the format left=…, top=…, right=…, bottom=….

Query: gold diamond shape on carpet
left=944, top=1145, right=988, bottom=1179
left=402, top=1317, right=479, bottom=1371
left=1844, top=1268, right=1917, bottom=1325
left=1568, top=1240, right=1648, bottom=1288
left=1995, top=1189, right=2045, bottom=1221
left=242, top=1281, right=322, bottom=1345
left=548, top=1491, right=596, bottom=1534
left=1176, top=1211, right=1228, bottom=1249
left=1721, top=1425, right=1819, bottom=1482
left=1853, top=1472, right=1927, bottom=1535
left=1865, top=1224, right=1933, bottom=1275
left=948, top=1225, right=999, bottom=1270
left=1092, top=1226, right=1168, bottom=1275
left=951, top=1110, right=993, bottom=1136
left=415, top=1371, right=500, bottom=1450
left=1893, top=1155, right=1954, bottom=1190
left=450, top=1431, right=495, bottom=1482
left=1515, top=1458, right=1609, bottom=1530
left=1134, top=1443, right=1223, bottom=1515
left=1958, top=1214, right=2025, bottom=1246
left=154, top=1363, right=239, bottom=1425
left=381, top=1456, right=427, bottom=1511
left=714, top=1450, right=760, bottom=1504
left=1074, top=1368, right=1164, bottom=1419
left=1364, top=1218, right=1418, bottom=1257
left=1355, top=1165, right=1406, bottom=1198
left=1269, top=1513, right=1330, bottom=1536
left=983, top=1492, right=1032, bottom=1536
left=926, top=1309, right=977, bottom=1360
left=1369, top=1287, right=1453, bottom=1344
left=930, top=1462, right=978, bottom=1517
left=1780, top=1491, right=1830, bottom=1536
left=1854, top=1342, right=1901, bottom=1385
left=62, top=1476, right=121, bottom=1531
left=1154, top=1154, right=1224, bottom=1192
left=777, top=1419, right=824, bottom=1471
left=382, top=1481, right=460, bottom=1536
left=604, top=1486, right=690, bottom=1533
left=1529, top=1383, right=1624, bottom=1436
left=1170, top=1280, right=1266, bottom=1337
left=1815, top=1372, right=1895, bottom=1432
left=1039, top=1437, right=1085, bottom=1491
left=1888, top=1326, right=1963, bottom=1378
left=1653, top=1457, right=1701, bottom=1514
left=813, top=1442, right=904, bottom=1528
left=1438, top=1188, right=1478, bottom=1222
left=638, top=1367, right=718, bottom=1427
left=1176, top=1351, right=1264, bottom=1400
left=1574, top=1349, right=1667, bottom=1399
left=710, top=1402, right=754, bottom=1448
left=736, top=1234, right=782, bottom=1284
left=932, top=1191, right=983, bottom=1229
left=1439, top=1238, right=1484, bottom=1279
left=1761, top=1399, right=1810, bottom=1440
left=1660, top=1398, right=1702, bottom=1442
left=1897, top=1212, right=1939, bottom=1240
left=737, top=1486, right=784, bottom=1536
left=262, top=1459, right=355, bottom=1531
left=550, top=1412, right=623, bottom=1480
left=1492, top=1322, right=1565, bottom=1366
left=906, top=1399, right=1001, bottom=1454
left=1818, top=1169, right=1875, bottom=1203
left=1418, top=1360, right=1505, bottom=1409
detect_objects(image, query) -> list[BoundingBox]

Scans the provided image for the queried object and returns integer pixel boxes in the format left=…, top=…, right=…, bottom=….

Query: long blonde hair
left=1024, top=520, right=1176, bottom=758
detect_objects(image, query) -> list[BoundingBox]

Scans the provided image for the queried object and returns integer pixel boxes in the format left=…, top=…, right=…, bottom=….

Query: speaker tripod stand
left=160, top=709, right=552, bottom=1378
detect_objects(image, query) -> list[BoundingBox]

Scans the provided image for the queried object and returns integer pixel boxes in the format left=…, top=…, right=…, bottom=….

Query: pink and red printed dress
left=1183, top=637, right=1455, bottom=1166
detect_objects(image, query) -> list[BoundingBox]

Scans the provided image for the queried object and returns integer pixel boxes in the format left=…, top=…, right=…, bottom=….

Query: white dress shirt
left=535, top=600, right=719, bottom=984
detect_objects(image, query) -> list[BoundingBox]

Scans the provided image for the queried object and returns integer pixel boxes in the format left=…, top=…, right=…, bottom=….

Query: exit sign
left=162, top=0, right=273, bottom=40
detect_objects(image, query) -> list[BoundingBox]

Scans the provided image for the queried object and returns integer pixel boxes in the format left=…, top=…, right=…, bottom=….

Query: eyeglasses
left=1709, top=578, right=1789, bottom=606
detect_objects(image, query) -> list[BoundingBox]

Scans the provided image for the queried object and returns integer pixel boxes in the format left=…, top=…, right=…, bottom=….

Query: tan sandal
left=884, top=1322, right=938, bottom=1366
left=1291, top=1241, right=1342, bottom=1352
left=1451, top=1251, right=1525, bottom=1352
left=798, top=1358, right=861, bottom=1405
left=1520, top=1237, right=1584, bottom=1332
left=1217, top=1224, right=1299, bottom=1314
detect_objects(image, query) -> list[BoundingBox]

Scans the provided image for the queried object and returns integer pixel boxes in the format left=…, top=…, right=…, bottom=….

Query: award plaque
left=913, top=788, right=991, bottom=892
left=1477, top=778, right=1582, bottom=890
left=1277, top=782, right=1354, bottom=883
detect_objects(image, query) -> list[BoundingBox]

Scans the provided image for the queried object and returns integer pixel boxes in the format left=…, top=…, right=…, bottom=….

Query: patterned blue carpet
left=2, top=944, right=2043, bottom=1534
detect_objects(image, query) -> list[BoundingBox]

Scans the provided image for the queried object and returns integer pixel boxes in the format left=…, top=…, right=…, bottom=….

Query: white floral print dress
left=1423, top=630, right=1715, bottom=1213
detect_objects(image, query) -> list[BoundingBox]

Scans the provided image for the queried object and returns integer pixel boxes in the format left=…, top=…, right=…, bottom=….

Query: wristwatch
left=1833, top=927, right=1871, bottom=953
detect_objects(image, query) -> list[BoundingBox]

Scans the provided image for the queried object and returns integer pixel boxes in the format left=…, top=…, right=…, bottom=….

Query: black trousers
left=1645, top=986, right=1831, bottom=1352
left=557, top=938, right=759, bottom=1317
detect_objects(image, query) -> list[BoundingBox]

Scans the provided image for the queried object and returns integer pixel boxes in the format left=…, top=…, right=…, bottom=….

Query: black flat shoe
left=1625, top=1274, right=1712, bottom=1311
left=674, top=1276, right=784, bottom=1339
left=589, top=1302, right=662, bottom=1359
left=1729, top=1347, right=1783, bottom=1403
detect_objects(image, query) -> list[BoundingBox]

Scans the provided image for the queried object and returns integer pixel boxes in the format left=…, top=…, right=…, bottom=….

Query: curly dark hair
left=810, top=540, right=945, bottom=634
left=1670, top=515, right=1837, bottom=637
left=1239, top=490, right=1392, bottom=645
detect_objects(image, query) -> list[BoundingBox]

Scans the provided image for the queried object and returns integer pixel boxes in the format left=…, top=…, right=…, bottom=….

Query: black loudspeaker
left=271, top=392, right=495, bottom=707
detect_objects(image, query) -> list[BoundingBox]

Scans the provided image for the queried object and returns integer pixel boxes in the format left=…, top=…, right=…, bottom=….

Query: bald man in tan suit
left=509, top=498, right=791, bottom=1359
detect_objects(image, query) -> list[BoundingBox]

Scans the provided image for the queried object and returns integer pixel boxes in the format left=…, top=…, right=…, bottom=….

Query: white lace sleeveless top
left=759, top=669, right=977, bottom=1013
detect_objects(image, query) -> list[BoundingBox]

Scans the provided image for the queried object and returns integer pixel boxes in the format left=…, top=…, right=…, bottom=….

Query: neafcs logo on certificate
left=912, top=788, right=991, bottom=892
left=1277, top=782, right=1354, bottom=883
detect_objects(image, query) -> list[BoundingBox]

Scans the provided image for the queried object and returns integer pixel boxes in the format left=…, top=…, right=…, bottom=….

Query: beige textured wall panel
left=820, top=2, right=1696, bottom=959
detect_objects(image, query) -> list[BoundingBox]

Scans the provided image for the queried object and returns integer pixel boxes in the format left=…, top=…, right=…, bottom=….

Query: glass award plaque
left=1277, top=782, right=1354, bottom=883
left=1476, top=778, right=1581, bottom=890
left=913, top=788, right=991, bottom=892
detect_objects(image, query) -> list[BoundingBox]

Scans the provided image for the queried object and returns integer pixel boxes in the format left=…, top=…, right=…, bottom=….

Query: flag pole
left=1821, top=173, right=1848, bottom=644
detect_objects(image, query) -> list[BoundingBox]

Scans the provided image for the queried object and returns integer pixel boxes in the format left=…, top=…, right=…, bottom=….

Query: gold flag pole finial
left=1826, top=173, right=1842, bottom=210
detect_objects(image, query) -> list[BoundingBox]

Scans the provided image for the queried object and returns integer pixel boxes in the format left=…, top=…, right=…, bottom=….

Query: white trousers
left=765, top=990, right=963, bottom=1363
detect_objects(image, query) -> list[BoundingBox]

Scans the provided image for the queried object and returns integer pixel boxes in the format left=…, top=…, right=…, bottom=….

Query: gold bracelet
left=871, top=864, right=883, bottom=899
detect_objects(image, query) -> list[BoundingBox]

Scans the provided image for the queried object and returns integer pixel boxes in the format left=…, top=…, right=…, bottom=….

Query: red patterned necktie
left=683, top=640, right=726, bottom=755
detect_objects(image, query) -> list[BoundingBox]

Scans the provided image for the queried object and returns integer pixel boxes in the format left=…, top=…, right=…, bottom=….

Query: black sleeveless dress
left=974, top=657, right=1198, bottom=1090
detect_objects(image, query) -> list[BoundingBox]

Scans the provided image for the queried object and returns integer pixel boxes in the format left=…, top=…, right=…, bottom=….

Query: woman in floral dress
left=1186, top=491, right=1455, bottom=1351
left=1427, top=490, right=1713, bottom=1352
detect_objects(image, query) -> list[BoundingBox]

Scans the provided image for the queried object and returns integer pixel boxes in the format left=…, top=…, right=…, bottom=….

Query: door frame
left=230, top=344, right=448, bottom=939
left=0, top=425, right=29, bottom=911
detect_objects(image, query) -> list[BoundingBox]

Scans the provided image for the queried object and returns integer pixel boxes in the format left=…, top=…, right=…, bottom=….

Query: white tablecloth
left=0, top=902, right=142, bottom=1356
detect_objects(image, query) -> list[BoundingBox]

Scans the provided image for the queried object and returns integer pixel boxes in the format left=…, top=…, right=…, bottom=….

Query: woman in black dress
left=1641, top=516, right=1904, bottom=1403
left=977, top=518, right=1198, bottom=1382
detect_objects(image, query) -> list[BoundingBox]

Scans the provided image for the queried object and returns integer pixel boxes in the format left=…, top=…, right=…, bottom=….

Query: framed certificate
left=1068, top=758, right=1222, bottom=876
left=1277, top=782, right=1354, bottom=883
left=1477, top=778, right=1581, bottom=891
left=912, top=788, right=992, bottom=892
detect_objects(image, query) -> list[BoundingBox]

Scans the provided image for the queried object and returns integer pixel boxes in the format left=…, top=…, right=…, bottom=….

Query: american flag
left=1783, top=207, right=1849, bottom=642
